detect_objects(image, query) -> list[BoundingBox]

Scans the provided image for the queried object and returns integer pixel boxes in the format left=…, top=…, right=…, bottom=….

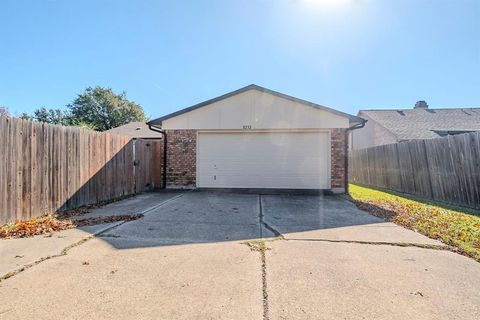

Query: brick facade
left=165, top=128, right=347, bottom=192
left=330, top=128, right=347, bottom=190
left=165, top=130, right=197, bottom=187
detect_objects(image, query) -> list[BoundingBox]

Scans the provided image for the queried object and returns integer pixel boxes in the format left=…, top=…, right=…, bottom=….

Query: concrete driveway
left=0, top=191, right=479, bottom=319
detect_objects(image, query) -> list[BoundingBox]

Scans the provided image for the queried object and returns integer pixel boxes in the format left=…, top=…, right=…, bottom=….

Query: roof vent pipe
left=414, top=100, right=428, bottom=109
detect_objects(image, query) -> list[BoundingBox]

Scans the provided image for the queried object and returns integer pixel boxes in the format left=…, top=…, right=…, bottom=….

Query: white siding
left=163, top=89, right=349, bottom=130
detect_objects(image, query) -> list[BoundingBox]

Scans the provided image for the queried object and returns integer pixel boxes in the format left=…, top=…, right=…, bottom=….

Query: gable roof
left=148, top=84, right=364, bottom=126
left=106, top=121, right=162, bottom=139
left=360, top=108, right=480, bottom=140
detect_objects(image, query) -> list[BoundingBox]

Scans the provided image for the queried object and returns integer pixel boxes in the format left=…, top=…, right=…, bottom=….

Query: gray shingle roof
left=360, top=108, right=480, bottom=140
left=106, top=122, right=162, bottom=139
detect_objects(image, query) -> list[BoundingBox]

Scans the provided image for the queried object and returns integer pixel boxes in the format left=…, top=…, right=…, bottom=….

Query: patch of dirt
left=244, top=240, right=270, bottom=253
left=354, top=201, right=399, bottom=221
left=56, top=195, right=134, bottom=220
left=74, top=214, right=144, bottom=227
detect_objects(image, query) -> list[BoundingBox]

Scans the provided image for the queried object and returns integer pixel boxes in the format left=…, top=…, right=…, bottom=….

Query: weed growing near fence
left=349, top=184, right=480, bottom=262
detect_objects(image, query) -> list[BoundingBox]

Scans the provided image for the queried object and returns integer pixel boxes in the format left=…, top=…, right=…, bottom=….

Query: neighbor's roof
left=148, top=84, right=364, bottom=126
left=106, top=122, right=162, bottom=139
left=360, top=108, right=480, bottom=140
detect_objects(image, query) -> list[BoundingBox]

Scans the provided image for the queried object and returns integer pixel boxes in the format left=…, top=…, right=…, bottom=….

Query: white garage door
left=197, top=131, right=330, bottom=189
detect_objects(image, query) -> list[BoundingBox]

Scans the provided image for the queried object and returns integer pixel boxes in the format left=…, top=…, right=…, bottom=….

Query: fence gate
left=134, top=139, right=163, bottom=193
left=0, top=116, right=165, bottom=225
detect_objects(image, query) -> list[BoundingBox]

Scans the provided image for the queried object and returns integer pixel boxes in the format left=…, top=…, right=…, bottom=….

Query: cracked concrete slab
left=0, top=191, right=184, bottom=280
left=0, top=238, right=263, bottom=320
left=281, top=223, right=445, bottom=246
left=0, top=222, right=119, bottom=279
left=100, top=192, right=276, bottom=247
left=71, top=191, right=185, bottom=221
left=266, top=240, right=480, bottom=320
left=1, top=191, right=477, bottom=320
left=261, top=194, right=443, bottom=246
left=141, top=191, right=260, bottom=225
left=100, top=222, right=276, bottom=248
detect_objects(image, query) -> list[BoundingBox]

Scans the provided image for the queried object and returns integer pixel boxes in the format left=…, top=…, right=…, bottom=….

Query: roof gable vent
left=414, top=100, right=428, bottom=109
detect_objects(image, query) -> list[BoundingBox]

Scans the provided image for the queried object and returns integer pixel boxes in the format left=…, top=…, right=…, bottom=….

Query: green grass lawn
left=349, top=184, right=480, bottom=262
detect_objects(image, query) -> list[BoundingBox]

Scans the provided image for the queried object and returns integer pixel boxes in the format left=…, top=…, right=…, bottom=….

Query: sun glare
left=302, top=0, right=354, bottom=8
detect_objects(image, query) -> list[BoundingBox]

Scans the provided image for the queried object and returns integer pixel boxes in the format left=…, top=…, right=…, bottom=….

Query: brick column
left=165, top=130, right=197, bottom=188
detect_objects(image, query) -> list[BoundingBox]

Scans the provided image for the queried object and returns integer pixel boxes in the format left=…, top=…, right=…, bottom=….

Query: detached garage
left=148, top=85, right=364, bottom=193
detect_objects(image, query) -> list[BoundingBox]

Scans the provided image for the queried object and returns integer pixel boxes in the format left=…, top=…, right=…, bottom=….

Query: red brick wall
left=330, top=128, right=347, bottom=190
left=165, top=130, right=197, bottom=187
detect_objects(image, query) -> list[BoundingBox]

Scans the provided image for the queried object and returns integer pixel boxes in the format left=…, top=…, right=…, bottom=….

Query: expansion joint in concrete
left=256, top=194, right=285, bottom=320
left=258, top=195, right=282, bottom=238
left=1, top=194, right=187, bottom=283
left=244, top=239, right=271, bottom=320
left=0, top=220, right=125, bottom=283
left=260, top=245, right=269, bottom=320
left=286, top=238, right=450, bottom=251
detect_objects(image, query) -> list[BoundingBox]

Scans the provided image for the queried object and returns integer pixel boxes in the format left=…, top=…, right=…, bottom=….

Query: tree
left=18, top=112, right=31, bottom=120
left=32, top=107, right=68, bottom=125
left=32, top=107, right=49, bottom=122
left=68, top=87, right=147, bottom=131
left=69, top=119, right=98, bottom=131
left=18, top=87, right=146, bottom=131
left=0, top=106, right=9, bottom=118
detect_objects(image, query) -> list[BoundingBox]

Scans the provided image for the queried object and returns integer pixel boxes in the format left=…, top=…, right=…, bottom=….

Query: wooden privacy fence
left=0, top=117, right=163, bottom=225
left=349, top=132, right=480, bottom=209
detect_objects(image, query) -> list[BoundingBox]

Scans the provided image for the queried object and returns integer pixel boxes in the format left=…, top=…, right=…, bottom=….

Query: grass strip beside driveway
left=349, top=184, right=480, bottom=262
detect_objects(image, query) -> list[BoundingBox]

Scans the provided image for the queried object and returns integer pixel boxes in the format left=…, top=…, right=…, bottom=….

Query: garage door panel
left=199, top=162, right=327, bottom=176
left=200, top=175, right=326, bottom=189
left=199, top=136, right=323, bottom=156
left=197, top=132, right=330, bottom=189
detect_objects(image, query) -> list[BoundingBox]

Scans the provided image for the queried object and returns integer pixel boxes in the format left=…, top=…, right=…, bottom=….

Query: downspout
left=148, top=124, right=168, bottom=189
left=344, top=119, right=367, bottom=194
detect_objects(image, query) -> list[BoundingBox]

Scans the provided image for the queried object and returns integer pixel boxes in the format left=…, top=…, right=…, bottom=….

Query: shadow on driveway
left=93, top=190, right=390, bottom=249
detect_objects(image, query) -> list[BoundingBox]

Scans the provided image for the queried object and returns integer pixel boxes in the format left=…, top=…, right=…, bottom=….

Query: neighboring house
left=147, top=84, right=364, bottom=192
left=350, top=101, right=480, bottom=150
left=106, top=121, right=162, bottom=139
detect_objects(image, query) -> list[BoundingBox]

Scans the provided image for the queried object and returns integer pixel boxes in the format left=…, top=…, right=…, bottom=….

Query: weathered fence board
left=0, top=117, right=163, bottom=225
left=349, top=131, right=480, bottom=209
left=134, top=139, right=163, bottom=192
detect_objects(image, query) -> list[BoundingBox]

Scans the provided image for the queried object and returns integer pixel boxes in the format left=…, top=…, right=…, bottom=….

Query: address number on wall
left=242, top=125, right=252, bottom=130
